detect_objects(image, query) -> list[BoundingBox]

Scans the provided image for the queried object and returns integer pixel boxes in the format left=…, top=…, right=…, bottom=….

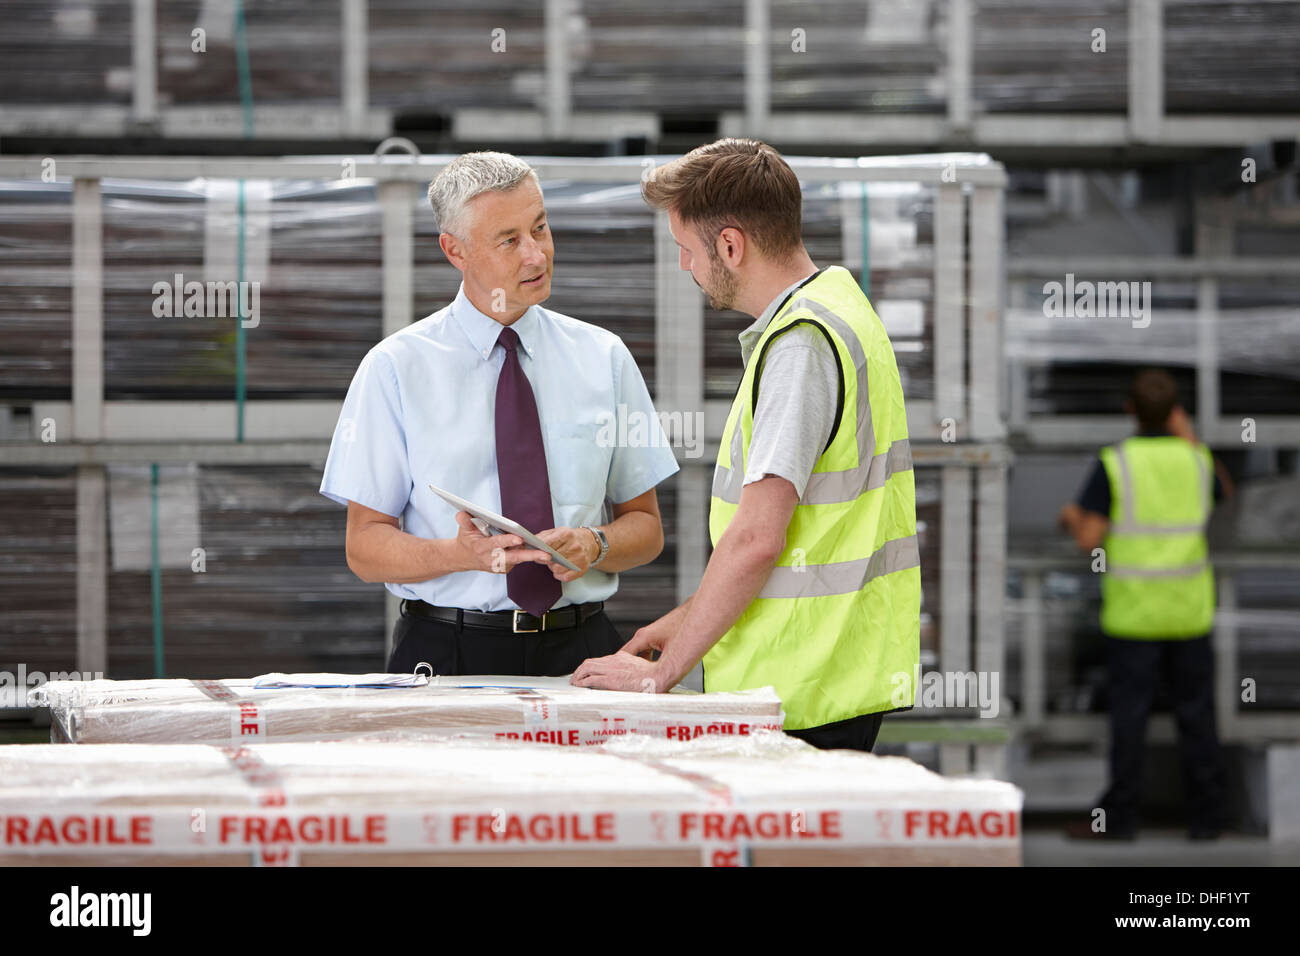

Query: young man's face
left=668, top=208, right=739, bottom=312
left=455, top=179, right=554, bottom=322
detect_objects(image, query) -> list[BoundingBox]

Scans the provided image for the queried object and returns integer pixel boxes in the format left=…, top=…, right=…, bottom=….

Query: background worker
left=321, top=151, right=679, bottom=676
left=1059, top=368, right=1232, bottom=840
left=571, top=139, right=920, bottom=752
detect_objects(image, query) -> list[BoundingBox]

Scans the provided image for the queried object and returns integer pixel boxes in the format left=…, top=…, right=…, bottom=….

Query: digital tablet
left=427, top=483, right=581, bottom=572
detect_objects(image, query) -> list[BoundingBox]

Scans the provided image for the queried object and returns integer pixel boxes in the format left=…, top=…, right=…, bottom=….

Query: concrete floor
left=1024, top=825, right=1300, bottom=866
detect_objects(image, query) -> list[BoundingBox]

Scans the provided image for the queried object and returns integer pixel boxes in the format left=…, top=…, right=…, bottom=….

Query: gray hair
left=427, top=151, right=540, bottom=239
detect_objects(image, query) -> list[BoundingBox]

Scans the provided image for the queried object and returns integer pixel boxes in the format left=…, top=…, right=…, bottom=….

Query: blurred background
left=1, top=0, right=1298, bottom=860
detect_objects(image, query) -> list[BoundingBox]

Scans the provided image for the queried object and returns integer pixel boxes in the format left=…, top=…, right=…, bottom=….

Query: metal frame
left=1007, top=552, right=1300, bottom=744
left=729, top=0, right=1299, bottom=149
left=0, top=153, right=1011, bottom=777
left=1005, top=251, right=1300, bottom=448
left=3, top=1, right=1295, bottom=148
left=1003, top=204, right=1300, bottom=752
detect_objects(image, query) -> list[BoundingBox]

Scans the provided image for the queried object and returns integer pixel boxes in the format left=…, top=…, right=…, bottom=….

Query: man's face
left=668, top=208, right=739, bottom=312
left=456, top=180, right=554, bottom=321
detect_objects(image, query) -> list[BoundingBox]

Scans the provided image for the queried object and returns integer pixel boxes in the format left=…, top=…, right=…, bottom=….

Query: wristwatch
left=583, top=526, right=609, bottom=568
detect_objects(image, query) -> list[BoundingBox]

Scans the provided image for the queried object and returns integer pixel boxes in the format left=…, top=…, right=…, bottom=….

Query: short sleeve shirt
left=320, top=284, right=680, bottom=610
left=738, top=273, right=839, bottom=499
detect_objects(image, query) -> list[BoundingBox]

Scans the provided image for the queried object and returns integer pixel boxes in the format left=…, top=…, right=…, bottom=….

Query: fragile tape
left=218, top=745, right=297, bottom=867
left=189, top=679, right=268, bottom=744
left=0, top=804, right=1021, bottom=855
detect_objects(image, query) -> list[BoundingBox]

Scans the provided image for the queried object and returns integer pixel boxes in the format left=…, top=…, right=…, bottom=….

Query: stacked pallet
left=1, top=175, right=936, bottom=402
left=0, top=468, right=79, bottom=674
left=770, top=0, right=944, bottom=114
left=0, top=730, right=1023, bottom=866
left=0, top=461, right=678, bottom=680
left=705, top=181, right=937, bottom=401
left=4, top=1, right=1296, bottom=125
left=0, top=170, right=941, bottom=672
left=0, top=176, right=662, bottom=399
left=35, top=674, right=784, bottom=746
left=1004, top=293, right=1300, bottom=417
left=973, top=0, right=1129, bottom=113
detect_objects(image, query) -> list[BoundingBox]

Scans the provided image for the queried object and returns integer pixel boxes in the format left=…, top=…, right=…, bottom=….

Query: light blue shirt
left=320, top=284, right=680, bottom=611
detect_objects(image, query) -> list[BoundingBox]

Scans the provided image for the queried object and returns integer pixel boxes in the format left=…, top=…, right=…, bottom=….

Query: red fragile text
left=902, top=810, right=1018, bottom=839
left=238, top=701, right=261, bottom=736
left=494, top=729, right=580, bottom=745
left=667, top=722, right=747, bottom=740
left=217, top=814, right=386, bottom=845
left=2, top=814, right=153, bottom=846
left=678, top=811, right=841, bottom=841
left=450, top=813, right=616, bottom=843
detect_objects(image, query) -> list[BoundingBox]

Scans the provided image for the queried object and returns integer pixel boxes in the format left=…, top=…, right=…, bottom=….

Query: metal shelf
left=0, top=151, right=1011, bottom=776
left=2, top=1, right=1295, bottom=149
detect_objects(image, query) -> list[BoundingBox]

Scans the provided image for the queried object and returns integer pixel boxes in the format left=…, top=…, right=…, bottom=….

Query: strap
left=750, top=317, right=846, bottom=457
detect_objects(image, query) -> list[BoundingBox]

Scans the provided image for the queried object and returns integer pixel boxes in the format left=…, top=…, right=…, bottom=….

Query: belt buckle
left=513, top=610, right=542, bottom=633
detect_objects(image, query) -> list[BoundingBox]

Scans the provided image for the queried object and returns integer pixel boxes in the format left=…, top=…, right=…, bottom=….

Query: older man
left=321, top=151, right=678, bottom=676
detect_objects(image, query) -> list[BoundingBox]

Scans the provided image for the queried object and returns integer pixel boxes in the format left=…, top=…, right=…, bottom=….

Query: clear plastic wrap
left=0, top=460, right=678, bottom=680
left=706, top=180, right=937, bottom=402
left=0, top=468, right=78, bottom=672
left=1, top=171, right=946, bottom=403
left=32, top=673, right=785, bottom=746
left=973, top=0, right=1129, bottom=113
left=0, top=176, right=664, bottom=400
left=1005, top=281, right=1300, bottom=417
left=0, top=728, right=1023, bottom=865
left=3, top=1, right=1296, bottom=123
left=770, top=0, right=945, bottom=114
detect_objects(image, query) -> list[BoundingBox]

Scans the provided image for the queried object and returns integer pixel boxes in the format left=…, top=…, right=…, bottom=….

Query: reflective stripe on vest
left=1098, top=437, right=1215, bottom=638
left=758, top=533, right=921, bottom=599
left=1110, top=442, right=1211, bottom=538
left=711, top=296, right=915, bottom=506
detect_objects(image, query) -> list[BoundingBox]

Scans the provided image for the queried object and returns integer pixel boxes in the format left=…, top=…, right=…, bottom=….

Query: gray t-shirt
left=737, top=276, right=841, bottom=499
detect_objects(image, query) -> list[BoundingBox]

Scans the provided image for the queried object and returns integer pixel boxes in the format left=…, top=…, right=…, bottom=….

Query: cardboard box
left=0, top=730, right=1022, bottom=866
left=36, top=674, right=785, bottom=746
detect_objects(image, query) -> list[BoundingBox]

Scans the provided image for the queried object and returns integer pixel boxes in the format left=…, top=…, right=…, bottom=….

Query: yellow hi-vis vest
left=1098, top=436, right=1215, bottom=639
left=706, top=266, right=921, bottom=730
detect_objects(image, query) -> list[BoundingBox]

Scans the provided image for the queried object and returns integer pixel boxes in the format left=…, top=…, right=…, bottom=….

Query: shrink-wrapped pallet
left=5, top=1, right=1296, bottom=123
left=34, top=674, right=784, bottom=746
left=0, top=731, right=1023, bottom=866
left=0, top=174, right=936, bottom=403
left=0, top=462, right=678, bottom=680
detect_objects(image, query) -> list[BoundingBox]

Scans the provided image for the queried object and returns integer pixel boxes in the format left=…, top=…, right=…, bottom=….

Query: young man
left=572, top=139, right=920, bottom=752
left=1059, top=368, right=1232, bottom=840
left=321, top=151, right=678, bottom=676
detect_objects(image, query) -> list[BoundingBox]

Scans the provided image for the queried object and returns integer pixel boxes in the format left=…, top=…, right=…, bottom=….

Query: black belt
left=401, top=599, right=604, bottom=634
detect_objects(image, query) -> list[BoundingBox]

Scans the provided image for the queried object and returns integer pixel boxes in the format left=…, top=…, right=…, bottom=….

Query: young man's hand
left=1168, top=405, right=1198, bottom=444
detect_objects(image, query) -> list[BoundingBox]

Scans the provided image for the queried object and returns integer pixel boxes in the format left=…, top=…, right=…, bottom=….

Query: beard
left=699, top=252, right=740, bottom=312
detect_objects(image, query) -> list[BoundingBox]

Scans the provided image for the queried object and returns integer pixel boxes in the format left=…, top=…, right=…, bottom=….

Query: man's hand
left=570, top=651, right=669, bottom=693
left=621, top=616, right=675, bottom=661
left=535, top=526, right=598, bottom=582
left=453, top=511, right=549, bottom=574
left=1057, top=502, right=1082, bottom=533
left=1058, top=501, right=1109, bottom=553
left=1168, top=405, right=1198, bottom=444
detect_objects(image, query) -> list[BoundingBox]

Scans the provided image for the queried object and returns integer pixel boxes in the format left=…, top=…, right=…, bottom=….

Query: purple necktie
left=494, top=326, right=562, bottom=618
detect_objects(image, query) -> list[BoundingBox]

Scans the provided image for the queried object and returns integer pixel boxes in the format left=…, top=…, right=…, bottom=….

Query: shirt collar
left=737, top=271, right=818, bottom=365
left=451, top=283, right=540, bottom=361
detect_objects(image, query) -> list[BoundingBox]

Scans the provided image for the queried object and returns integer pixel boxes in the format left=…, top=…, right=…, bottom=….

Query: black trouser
left=387, top=603, right=625, bottom=676
left=785, top=712, right=885, bottom=753
left=1099, top=633, right=1226, bottom=834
